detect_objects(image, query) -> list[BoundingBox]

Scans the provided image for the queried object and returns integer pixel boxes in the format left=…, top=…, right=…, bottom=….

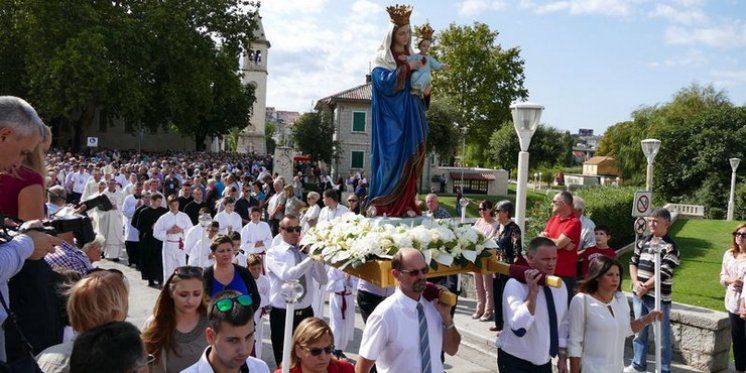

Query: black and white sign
left=632, top=191, right=652, bottom=217
left=86, top=137, right=98, bottom=147
left=634, top=217, right=647, bottom=235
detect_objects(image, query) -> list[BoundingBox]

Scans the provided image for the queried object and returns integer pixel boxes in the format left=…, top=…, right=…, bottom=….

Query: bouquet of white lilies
left=300, top=213, right=498, bottom=270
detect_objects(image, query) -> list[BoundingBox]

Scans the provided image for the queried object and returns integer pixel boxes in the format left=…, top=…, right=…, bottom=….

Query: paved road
left=102, top=260, right=496, bottom=372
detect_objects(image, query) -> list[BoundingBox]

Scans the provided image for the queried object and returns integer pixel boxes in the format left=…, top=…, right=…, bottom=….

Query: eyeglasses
left=213, top=294, right=253, bottom=313
left=734, top=232, right=746, bottom=238
left=347, top=199, right=358, bottom=203
left=300, top=344, right=335, bottom=356
left=281, top=226, right=302, bottom=233
left=399, top=266, right=429, bottom=277
left=174, top=266, right=204, bottom=278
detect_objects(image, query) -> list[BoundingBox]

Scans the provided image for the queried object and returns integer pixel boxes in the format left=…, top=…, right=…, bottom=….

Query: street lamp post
left=641, top=139, right=661, bottom=192
left=728, top=158, right=741, bottom=221
left=511, top=102, right=544, bottom=234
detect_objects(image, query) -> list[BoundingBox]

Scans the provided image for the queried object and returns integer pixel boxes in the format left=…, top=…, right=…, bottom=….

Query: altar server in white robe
left=327, top=267, right=358, bottom=354
left=185, top=217, right=218, bottom=268
left=248, top=253, right=271, bottom=359
left=153, top=195, right=193, bottom=280
left=214, top=197, right=242, bottom=235
left=240, top=206, right=273, bottom=272
left=98, top=179, right=126, bottom=260
left=312, top=190, right=350, bottom=318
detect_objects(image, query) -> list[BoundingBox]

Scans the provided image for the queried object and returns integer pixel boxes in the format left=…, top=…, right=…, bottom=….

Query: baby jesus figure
left=404, top=22, right=446, bottom=108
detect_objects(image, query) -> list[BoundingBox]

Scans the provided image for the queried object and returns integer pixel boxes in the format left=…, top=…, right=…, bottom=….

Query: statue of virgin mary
left=366, top=4, right=428, bottom=217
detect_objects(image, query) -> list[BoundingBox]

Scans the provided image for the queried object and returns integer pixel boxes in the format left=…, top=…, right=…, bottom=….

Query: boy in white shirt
left=214, top=197, right=242, bottom=235
left=248, top=254, right=271, bottom=360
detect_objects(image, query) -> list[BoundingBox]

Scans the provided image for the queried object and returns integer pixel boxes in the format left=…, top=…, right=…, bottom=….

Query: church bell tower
left=238, top=14, right=269, bottom=154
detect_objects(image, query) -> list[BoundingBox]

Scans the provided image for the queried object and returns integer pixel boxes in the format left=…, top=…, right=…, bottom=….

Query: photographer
left=0, top=96, right=62, bottom=362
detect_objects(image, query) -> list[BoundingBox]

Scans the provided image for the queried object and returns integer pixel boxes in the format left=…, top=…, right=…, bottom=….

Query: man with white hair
left=45, top=233, right=103, bottom=277
left=266, top=179, right=286, bottom=236
left=573, top=196, right=596, bottom=251
left=0, top=96, right=62, bottom=362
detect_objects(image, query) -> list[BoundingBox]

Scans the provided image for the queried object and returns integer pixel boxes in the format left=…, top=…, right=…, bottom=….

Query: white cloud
left=534, top=0, right=631, bottom=16
left=651, top=4, right=708, bottom=25
left=457, top=0, right=508, bottom=17
left=647, top=49, right=708, bottom=68
left=261, top=0, right=389, bottom=112
left=672, top=0, right=708, bottom=8
left=665, top=20, right=746, bottom=49
left=711, top=69, right=746, bottom=88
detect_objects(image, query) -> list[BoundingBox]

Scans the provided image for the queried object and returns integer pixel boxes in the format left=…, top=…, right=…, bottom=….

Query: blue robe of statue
left=368, top=60, right=429, bottom=216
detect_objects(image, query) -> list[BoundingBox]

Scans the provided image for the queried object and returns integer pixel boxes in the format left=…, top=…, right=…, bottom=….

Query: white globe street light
left=728, top=158, right=741, bottom=221
left=280, top=279, right=305, bottom=373
left=511, top=102, right=544, bottom=234
left=641, top=139, right=661, bottom=191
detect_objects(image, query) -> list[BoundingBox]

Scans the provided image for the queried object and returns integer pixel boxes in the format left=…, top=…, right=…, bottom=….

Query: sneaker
left=623, top=364, right=647, bottom=373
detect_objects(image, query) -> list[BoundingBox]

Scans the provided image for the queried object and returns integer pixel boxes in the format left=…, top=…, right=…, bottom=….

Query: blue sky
left=261, top=0, right=745, bottom=135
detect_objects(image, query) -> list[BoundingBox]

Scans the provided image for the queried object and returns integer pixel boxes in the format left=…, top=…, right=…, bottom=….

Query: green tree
left=596, top=120, right=648, bottom=185
left=431, top=22, right=528, bottom=158
left=486, top=124, right=575, bottom=170
left=292, top=111, right=337, bottom=164
left=265, top=121, right=277, bottom=155
left=426, top=95, right=460, bottom=161
left=0, top=0, right=259, bottom=151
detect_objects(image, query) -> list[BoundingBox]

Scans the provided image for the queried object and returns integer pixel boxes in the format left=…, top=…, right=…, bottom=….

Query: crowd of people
left=0, top=94, right=742, bottom=373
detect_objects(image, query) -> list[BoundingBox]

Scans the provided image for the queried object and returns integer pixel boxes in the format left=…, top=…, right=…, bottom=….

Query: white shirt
left=71, top=172, right=89, bottom=194
left=497, top=278, right=569, bottom=366
left=121, top=194, right=140, bottom=242
left=300, top=204, right=321, bottom=233
left=181, top=346, right=270, bottom=373
left=103, top=189, right=124, bottom=211
left=153, top=211, right=193, bottom=244
left=358, top=289, right=444, bottom=373
left=318, top=204, right=349, bottom=223
left=239, top=221, right=273, bottom=254
left=265, top=239, right=327, bottom=309
left=579, top=214, right=597, bottom=250
left=722, top=251, right=746, bottom=313
left=81, top=178, right=102, bottom=202
left=568, top=293, right=633, bottom=372
left=256, top=274, right=270, bottom=313
left=184, top=225, right=214, bottom=268
left=214, top=211, right=242, bottom=235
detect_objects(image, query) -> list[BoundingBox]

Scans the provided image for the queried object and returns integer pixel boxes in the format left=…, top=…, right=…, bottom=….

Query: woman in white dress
left=568, top=256, right=662, bottom=373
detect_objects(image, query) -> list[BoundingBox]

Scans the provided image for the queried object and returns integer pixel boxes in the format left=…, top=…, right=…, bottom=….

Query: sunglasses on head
left=174, top=266, right=204, bottom=278
left=399, top=266, right=429, bottom=277
left=282, top=226, right=302, bottom=233
left=301, top=344, right=335, bottom=356
left=213, top=294, right=253, bottom=313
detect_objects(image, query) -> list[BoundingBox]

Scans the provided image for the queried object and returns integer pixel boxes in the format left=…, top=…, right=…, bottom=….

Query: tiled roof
left=316, top=83, right=372, bottom=107
left=583, top=156, right=615, bottom=165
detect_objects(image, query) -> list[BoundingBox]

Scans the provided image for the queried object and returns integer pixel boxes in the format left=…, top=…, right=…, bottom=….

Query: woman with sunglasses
left=491, top=200, right=522, bottom=333
left=203, top=235, right=261, bottom=309
left=723, top=224, right=746, bottom=373
left=471, top=200, right=499, bottom=322
left=142, top=266, right=209, bottom=372
left=274, top=317, right=354, bottom=373
left=36, top=270, right=129, bottom=373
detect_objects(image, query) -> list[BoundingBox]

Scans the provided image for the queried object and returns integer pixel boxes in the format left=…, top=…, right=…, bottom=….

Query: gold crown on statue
left=386, top=4, right=413, bottom=27
left=415, top=22, right=434, bottom=41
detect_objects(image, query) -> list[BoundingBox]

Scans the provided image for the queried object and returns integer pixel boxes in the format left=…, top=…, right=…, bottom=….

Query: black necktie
left=544, top=286, right=559, bottom=357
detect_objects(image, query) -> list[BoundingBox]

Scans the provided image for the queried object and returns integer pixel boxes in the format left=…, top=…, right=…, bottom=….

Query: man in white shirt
left=182, top=290, right=270, bottom=373
left=497, top=237, right=569, bottom=373
left=81, top=168, right=103, bottom=202
left=68, top=165, right=89, bottom=203
left=121, top=181, right=143, bottom=268
left=266, top=215, right=327, bottom=366
left=153, top=195, right=194, bottom=281
left=266, top=179, right=286, bottom=235
left=356, top=248, right=461, bottom=373
left=240, top=207, right=273, bottom=271
left=99, top=179, right=125, bottom=261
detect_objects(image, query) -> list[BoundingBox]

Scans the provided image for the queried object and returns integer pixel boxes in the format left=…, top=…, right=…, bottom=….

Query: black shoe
left=148, top=281, right=156, bottom=288
left=111, top=258, right=120, bottom=263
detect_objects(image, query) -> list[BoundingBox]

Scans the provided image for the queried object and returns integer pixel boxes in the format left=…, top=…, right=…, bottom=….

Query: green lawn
left=618, top=219, right=745, bottom=311
left=436, top=187, right=549, bottom=218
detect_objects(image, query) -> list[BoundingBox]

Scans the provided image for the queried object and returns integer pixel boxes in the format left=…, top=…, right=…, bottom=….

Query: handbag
left=0, top=295, right=44, bottom=373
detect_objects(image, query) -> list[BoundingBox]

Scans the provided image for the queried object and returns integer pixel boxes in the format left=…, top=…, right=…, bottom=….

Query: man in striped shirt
left=626, top=208, right=680, bottom=373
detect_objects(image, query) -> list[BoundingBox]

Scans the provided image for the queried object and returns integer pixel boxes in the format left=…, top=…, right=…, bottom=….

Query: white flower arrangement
left=301, top=213, right=498, bottom=270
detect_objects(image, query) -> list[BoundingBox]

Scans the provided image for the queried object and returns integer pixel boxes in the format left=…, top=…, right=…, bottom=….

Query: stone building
left=237, top=15, right=270, bottom=154
left=315, top=79, right=373, bottom=180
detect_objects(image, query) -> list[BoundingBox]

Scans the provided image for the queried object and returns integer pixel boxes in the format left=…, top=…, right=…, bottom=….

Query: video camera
left=0, top=212, right=96, bottom=247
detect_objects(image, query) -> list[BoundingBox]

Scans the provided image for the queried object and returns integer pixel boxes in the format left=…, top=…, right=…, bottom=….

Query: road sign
left=634, top=217, right=647, bottom=235
left=86, top=137, right=99, bottom=147
left=632, top=191, right=652, bottom=217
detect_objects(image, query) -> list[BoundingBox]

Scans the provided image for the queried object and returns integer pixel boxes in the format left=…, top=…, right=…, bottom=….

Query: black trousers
left=731, top=312, right=746, bottom=371
left=269, top=219, right=280, bottom=237
left=125, top=241, right=139, bottom=268
left=357, top=290, right=386, bottom=324
left=561, top=276, right=577, bottom=306
left=497, top=349, right=551, bottom=373
left=270, top=306, right=313, bottom=366
left=493, top=273, right=509, bottom=330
